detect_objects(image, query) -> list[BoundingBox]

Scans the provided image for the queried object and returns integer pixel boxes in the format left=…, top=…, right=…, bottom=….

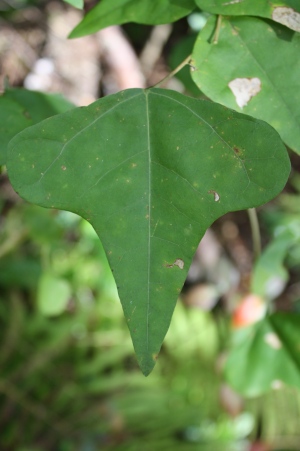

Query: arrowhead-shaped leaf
left=6, top=88, right=290, bottom=374
left=69, top=0, right=195, bottom=38
left=0, top=88, right=74, bottom=165
left=191, top=16, right=300, bottom=154
left=195, top=0, right=300, bottom=32
left=226, top=313, right=300, bottom=396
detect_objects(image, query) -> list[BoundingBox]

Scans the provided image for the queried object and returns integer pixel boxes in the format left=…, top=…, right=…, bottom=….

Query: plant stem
left=212, top=15, right=222, bottom=44
left=247, top=208, right=261, bottom=261
left=151, top=54, right=192, bottom=88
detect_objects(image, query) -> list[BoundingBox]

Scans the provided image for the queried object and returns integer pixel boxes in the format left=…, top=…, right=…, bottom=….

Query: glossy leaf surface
left=226, top=313, right=300, bottom=396
left=0, top=88, right=74, bottom=165
left=7, top=88, right=290, bottom=374
left=69, top=0, right=195, bottom=38
left=195, top=0, right=300, bottom=31
left=191, top=16, right=300, bottom=154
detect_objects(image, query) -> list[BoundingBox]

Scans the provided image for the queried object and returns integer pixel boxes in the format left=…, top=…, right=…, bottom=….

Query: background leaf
left=7, top=88, right=290, bottom=375
left=226, top=313, right=300, bottom=397
left=69, top=0, right=196, bottom=38
left=37, top=273, right=71, bottom=316
left=195, top=0, right=300, bottom=32
left=63, top=0, right=84, bottom=9
left=0, top=88, right=74, bottom=165
left=191, top=16, right=300, bottom=154
left=251, top=228, right=299, bottom=300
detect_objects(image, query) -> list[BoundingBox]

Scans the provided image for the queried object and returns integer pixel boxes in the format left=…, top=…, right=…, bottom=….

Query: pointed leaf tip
left=139, top=352, right=158, bottom=377
left=7, top=88, right=290, bottom=371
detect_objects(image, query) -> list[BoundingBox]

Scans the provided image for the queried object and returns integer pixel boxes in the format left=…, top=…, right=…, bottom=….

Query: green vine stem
left=151, top=54, right=192, bottom=88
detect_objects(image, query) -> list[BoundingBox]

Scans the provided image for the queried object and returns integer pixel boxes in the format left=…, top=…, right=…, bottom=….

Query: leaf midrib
left=145, top=90, right=151, bottom=352
left=151, top=90, right=253, bottom=191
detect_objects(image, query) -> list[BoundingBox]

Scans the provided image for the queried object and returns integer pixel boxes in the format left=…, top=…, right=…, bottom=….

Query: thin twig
left=247, top=208, right=261, bottom=261
left=212, top=15, right=222, bottom=44
left=150, top=54, right=192, bottom=88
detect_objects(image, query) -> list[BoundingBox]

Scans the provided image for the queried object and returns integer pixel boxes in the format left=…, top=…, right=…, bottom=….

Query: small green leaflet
left=69, top=0, right=195, bottom=38
left=7, top=88, right=290, bottom=375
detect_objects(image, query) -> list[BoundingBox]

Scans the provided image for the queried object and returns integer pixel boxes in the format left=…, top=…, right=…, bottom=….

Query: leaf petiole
left=150, top=54, right=192, bottom=88
left=211, top=15, right=222, bottom=44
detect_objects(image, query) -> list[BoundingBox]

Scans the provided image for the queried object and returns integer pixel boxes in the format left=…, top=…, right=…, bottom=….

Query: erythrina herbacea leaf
left=6, top=88, right=290, bottom=375
left=226, top=313, right=300, bottom=396
left=69, top=0, right=195, bottom=38
left=191, top=16, right=300, bottom=154
left=194, top=0, right=300, bottom=31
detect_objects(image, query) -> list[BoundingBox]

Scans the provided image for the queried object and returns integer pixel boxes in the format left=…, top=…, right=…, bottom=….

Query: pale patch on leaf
left=264, top=275, right=286, bottom=299
left=166, top=258, right=184, bottom=269
left=264, top=332, right=282, bottom=350
left=272, top=7, right=300, bottom=32
left=228, top=77, right=261, bottom=108
left=222, top=0, right=245, bottom=5
left=271, top=379, right=284, bottom=390
left=208, top=189, right=220, bottom=201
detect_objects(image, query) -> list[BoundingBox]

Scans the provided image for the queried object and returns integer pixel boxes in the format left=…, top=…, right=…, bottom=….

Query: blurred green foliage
left=0, top=193, right=244, bottom=450
left=1, top=184, right=300, bottom=450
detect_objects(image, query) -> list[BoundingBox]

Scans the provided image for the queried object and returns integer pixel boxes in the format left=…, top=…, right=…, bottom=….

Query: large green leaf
left=191, top=16, right=300, bottom=154
left=195, top=0, right=300, bottom=32
left=69, top=0, right=196, bottom=38
left=226, top=313, right=300, bottom=396
left=6, top=88, right=290, bottom=374
left=0, top=88, right=74, bottom=165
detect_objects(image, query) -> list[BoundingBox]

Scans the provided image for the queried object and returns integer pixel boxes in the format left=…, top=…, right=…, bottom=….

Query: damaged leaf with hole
left=191, top=15, right=300, bottom=154
left=272, top=7, right=300, bottom=32
left=228, top=78, right=261, bottom=109
left=194, top=0, right=300, bottom=32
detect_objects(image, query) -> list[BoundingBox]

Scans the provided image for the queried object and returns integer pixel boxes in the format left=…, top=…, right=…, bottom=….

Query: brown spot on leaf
left=233, top=146, right=242, bottom=156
